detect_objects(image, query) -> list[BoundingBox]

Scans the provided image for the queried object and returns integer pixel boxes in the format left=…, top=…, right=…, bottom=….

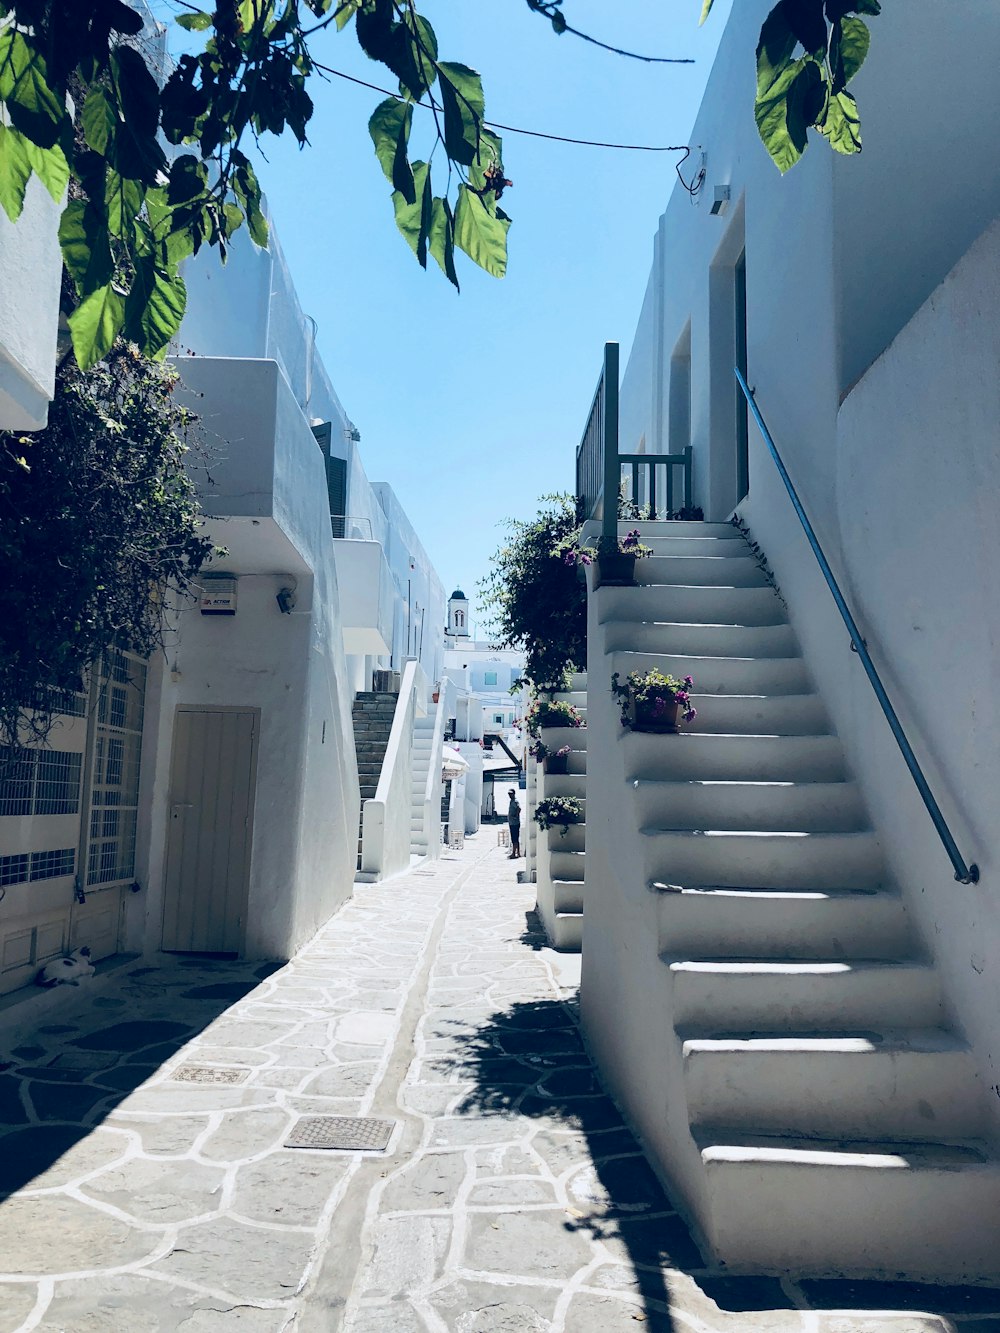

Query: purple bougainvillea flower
left=683, top=675, right=694, bottom=687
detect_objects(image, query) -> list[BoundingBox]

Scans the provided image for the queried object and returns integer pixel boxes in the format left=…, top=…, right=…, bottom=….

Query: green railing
left=576, top=342, right=693, bottom=543
left=736, top=367, right=979, bottom=885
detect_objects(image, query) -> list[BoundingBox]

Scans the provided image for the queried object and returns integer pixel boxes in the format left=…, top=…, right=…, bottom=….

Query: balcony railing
left=576, top=342, right=693, bottom=542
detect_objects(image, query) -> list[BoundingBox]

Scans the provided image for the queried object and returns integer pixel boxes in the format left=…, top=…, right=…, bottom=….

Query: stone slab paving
left=0, top=834, right=998, bottom=1332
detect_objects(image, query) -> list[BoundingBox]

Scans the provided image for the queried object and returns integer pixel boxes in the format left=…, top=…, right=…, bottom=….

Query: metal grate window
left=86, top=650, right=146, bottom=888
left=0, top=747, right=83, bottom=817
left=29, top=848, right=75, bottom=881
left=0, top=854, right=30, bottom=887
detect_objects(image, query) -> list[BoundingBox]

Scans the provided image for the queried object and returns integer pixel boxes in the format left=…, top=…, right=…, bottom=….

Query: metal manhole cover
left=285, top=1115, right=395, bottom=1151
left=171, top=1064, right=250, bottom=1085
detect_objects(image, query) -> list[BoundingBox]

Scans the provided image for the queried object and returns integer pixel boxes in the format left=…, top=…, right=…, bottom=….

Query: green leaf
left=238, top=0, right=276, bottom=34
left=58, top=199, right=114, bottom=295
left=0, top=123, right=31, bottom=222
left=699, top=0, right=715, bottom=21
left=368, top=96, right=411, bottom=182
left=397, top=10, right=438, bottom=99
left=105, top=170, right=145, bottom=235
left=755, top=54, right=811, bottom=171
left=829, top=15, right=869, bottom=90
left=468, top=127, right=504, bottom=194
left=781, top=0, right=828, bottom=57
left=124, top=259, right=187, bottom=357
left=391, top=159, right=431, bottom=266
left=819, top=88, right=862, bottom=154
left=111, top=46, right=160, bottom=137
left=68, top=281, right=126, bottom=370
left=438, top=62, right=484, bottom=168
left=428, top=195, right=459, bottom=290
left=23, top=139, right=69, bottom=204
left=454, top=184, right=509, bottom=279
left=335, top=0, right=362, bottom=29
left=756, top=3, right=799, bottom=100
left=81, top=86, right=118, bottom=156
left=0, top=28, right=68, bottom=149
left=176, top=10, right=213, bottom=30
left=784, top=59, right=826, bottom=157
left=167, top=154, right=208, bottom=206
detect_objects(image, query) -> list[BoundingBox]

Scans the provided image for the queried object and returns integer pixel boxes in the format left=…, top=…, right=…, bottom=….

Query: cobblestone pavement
left=0, top=834, right=999, bottom=1332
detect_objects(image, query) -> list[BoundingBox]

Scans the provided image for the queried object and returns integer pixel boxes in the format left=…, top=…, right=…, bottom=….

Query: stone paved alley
left=1, top=834, right=999, bottom=1331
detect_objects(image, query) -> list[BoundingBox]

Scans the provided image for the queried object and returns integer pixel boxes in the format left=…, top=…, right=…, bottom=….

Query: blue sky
left=155, top=0, right=733, bottom=631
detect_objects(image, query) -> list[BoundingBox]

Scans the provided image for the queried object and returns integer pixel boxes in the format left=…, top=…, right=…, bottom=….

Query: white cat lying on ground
left=35, top=947, right=95, bottom=987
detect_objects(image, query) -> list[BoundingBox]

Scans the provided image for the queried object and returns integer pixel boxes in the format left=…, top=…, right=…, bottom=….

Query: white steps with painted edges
left=409, top=713, right=437, bottom=855
left=531, top=675, right=587, bottom=951
left=587, top=519, right=1000, bottom=1280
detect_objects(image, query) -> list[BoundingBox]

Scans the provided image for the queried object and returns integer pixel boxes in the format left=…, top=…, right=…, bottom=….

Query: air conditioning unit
left=373, top=669, right=401, bottom=693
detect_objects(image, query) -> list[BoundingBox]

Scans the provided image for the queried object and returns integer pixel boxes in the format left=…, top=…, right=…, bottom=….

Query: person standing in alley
left=507, top=788, right=521, bottom=858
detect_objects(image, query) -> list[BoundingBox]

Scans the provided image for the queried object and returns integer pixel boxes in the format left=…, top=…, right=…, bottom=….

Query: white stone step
left=599, top=583, right=786, bottom=627
left=669, top=958, right=942, bottom=1031
left=547, top=821, right=586, bottom=853
left=538, top=773, right=586, bottom=798
left=611, top=520, right=736, bottom=540
left=540, top=725, right=587, bottom=751
left=684, top=692, right=829, bottom=735
left=638, top=536, right=751, bottom=558
left=683, top=1028, right=984, bottom=1139
left=654, top=886, right=912, bottom=961
left=550, top=848, right=586, bottom=882
left=635, top=555, right=769, bottom=588
left=642, top=827, right=883, bottom=890
left=551, top=912, right=583, bottom=951
left=608, top=650, right=810, bottom=697
left=634, top=779, right=867, bottom=833
left=553, top=880, right=584, bottom=913
left=604, top=620, right=798, bottom=659
left=622, top=731, right=846, bottom=782
left=697, top=1133, right=1000, bottom=1280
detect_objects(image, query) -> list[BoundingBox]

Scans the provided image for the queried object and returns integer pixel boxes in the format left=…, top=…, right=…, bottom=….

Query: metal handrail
left=735, top=367, right=979, bottom=885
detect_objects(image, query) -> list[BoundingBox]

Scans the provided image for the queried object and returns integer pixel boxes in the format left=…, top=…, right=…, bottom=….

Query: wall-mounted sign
left=199, top=575, right=238, bottom=616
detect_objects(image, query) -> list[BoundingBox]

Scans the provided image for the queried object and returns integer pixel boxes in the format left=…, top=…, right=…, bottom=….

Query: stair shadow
left=519, top=909, right=548, bottom=951
left=445, top=994, right=798, bottom=1330
left=0, top=958, right=277, bottom=1200
left=444, top=995, right=1000, bottom=1329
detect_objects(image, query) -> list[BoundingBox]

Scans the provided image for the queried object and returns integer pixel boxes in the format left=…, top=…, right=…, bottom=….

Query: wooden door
left=161, top=708, right=258, bottom=954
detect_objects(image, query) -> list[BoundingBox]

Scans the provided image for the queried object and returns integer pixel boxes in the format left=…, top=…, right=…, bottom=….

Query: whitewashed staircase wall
left=580, top=520, right=1000, bottom=1281
left=533, top=673, right=588, bottom=951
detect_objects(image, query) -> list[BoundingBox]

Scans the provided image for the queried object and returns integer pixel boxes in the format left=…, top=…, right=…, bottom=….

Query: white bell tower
left=447, top=588, right=470, bottom=637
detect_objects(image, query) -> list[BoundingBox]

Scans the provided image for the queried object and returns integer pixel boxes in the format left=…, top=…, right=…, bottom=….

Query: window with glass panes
left=86, top=650, right=146, bottom=887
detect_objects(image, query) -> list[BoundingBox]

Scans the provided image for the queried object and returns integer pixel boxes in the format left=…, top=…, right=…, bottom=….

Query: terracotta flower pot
left=597, top=552, right=637, bottom=587
left=544, top=754, right=569, bottom=775
left=627, top=695, right=679, bottom=733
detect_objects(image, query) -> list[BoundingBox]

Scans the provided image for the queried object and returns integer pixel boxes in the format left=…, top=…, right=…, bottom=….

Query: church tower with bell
left=447, top=588, right=470, bottom=638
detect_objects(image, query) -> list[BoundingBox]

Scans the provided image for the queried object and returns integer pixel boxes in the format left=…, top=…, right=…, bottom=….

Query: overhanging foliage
left=0, top=346, right=214, bottom=748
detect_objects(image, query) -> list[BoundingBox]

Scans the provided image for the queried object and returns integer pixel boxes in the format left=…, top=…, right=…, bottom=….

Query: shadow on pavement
left=447, top=995, right=1000, bottom=1332
left=0, top=957, right=280, bottom=1200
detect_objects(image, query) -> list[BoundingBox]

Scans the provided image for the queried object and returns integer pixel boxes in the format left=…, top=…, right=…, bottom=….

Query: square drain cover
left=171, top=1064, right=250, bottom=1085
left=285, top=1115, right=395, bottom=1152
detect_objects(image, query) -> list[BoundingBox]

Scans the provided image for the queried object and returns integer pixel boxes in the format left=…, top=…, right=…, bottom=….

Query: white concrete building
left=580, top=0, right=1000, bottom=1282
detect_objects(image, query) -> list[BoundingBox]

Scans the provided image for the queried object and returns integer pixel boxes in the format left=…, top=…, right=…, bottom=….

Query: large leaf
left=781, top=0, right=828, bottom=57
left=106, top=170, right=145, bottom=236
left=755, top=54, right=811, bottom=171
left=391, top=159, right=432, bottom=266
left=111, top=46, right=159, bottom=137
left=756, top=3, right=799, bottom=100
left=0, top=123, right=31, bottom=222
left=175, top=9, right=213, bottom=30
left=124, top=260, right=187, bottom=357
left=369, top=96, right=412, bottom=187
left=68, top=281, right=126, bottom=370
left=0, top=28, right=67, bottom=149
left=58, top=199, right=114, bottom=295
left=438, top=62, right=484, bottom=167
left=396, top=10, right=438, bottom=99
left=23, top=139, right=69, bottom=204
left=335, top=0, right=362, bottom=29
left=428, top=195, right=458, bottom=290
left=819, top=88, right=862, bottom=154
left=829, top=15, right=870, bottom=90
left=81, top=86, right=118, bottom=156
left=468, top=128, right=504, bottom=194
left=454, top=185, right=509, bottom=279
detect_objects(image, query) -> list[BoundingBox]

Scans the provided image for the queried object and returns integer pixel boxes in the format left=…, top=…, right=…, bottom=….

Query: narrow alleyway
left=0, top=834, right=998, bottom=1331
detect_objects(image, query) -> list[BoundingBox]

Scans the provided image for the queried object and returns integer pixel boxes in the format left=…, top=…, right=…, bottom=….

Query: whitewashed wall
left=0, top=177, right=62, bottom=430
left=617, top=0, right=1000, bottom=1130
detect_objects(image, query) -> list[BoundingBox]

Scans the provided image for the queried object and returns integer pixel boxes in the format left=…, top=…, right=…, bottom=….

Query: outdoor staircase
left=533, top=672, right=588, bottom=950
left=351, top=690, right=398, bottom=871
left=585, top=520, right=1000, bottom=1280
left=410, top=711, right=436, bottom=857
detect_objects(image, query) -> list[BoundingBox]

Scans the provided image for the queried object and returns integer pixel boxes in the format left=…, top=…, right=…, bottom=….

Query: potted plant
left=561, top=530, right=652, bottom=587
left=529, top=739, right=572, bottom=775
left=524, top=696, right=584, bottom=738
left=533, top=795, right=584, bottom=837
left=611, top=668, right=698, bottom=733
